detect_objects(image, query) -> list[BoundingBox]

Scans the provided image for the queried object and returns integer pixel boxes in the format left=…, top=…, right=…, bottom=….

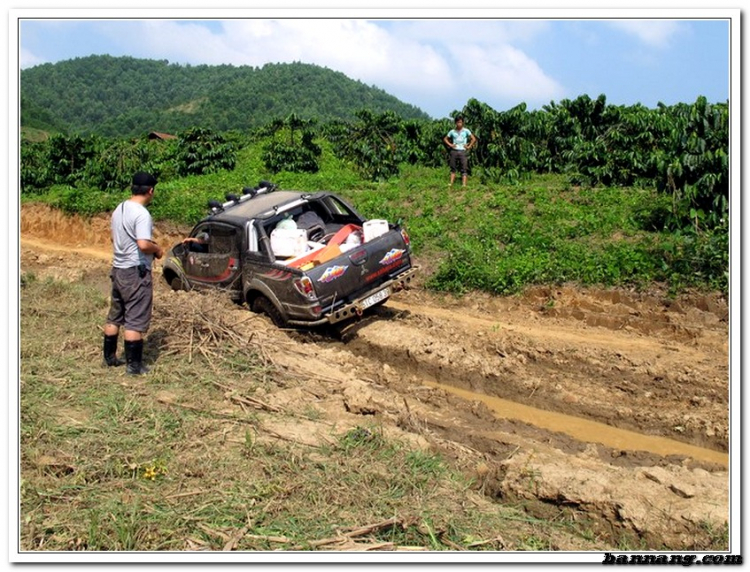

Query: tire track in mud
left=20, top=237, right=114, bottom=262
left=318, top=298, right=729, bottom=461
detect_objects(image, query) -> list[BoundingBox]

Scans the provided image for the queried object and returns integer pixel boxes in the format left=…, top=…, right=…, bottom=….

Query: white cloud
left=607, top=20, right=682, bottom=48
left=135, top=20, right=237, bottom=64
left=133, top=19, right=563, bottom=113
left=221, top=20, right=452, bottom=92
left=448, top=42, right=565, bottom=103
left=129, top=19, right=452, bottom=94
left=386, top=19, right=552, bottom=46
left=19, top=47, right=45, bottom=69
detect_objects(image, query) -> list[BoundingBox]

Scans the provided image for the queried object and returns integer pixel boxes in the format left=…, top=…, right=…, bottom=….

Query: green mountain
left=20, top=55, right=430, bottom=137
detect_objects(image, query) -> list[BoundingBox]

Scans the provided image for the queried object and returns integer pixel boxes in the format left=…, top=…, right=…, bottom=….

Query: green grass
left=338, top=166, right=726, bottom=295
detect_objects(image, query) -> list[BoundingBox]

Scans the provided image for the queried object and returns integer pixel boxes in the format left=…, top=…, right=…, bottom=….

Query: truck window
left=321, top=196, right=362, bottom=226
left=207, top=224, right=240, bottom=256
left=324, top=196, right=353, bottom=216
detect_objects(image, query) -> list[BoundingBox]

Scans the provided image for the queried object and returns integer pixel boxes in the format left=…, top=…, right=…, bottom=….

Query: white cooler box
left=363, top=219, right=389, bottom=242
left=271, top=228, right=308, bottom=257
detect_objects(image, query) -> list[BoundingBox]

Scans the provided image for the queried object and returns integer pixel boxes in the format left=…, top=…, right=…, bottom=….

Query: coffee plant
left=174, top=127, right=236, bottom=177
left=334, top=109, right=405, bottom=181
left=261, top=114, right=321, bottom=173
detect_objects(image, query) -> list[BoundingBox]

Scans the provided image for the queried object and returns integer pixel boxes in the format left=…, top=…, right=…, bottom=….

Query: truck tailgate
left=305, top=228, right=411, bottom=306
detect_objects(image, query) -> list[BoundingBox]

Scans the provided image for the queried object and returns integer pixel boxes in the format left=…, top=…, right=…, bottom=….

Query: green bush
left=47, top=185, right=124, bottom=216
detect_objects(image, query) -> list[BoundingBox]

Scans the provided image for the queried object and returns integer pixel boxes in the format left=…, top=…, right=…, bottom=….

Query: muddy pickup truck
left=161, top=182, right=418, bottom=327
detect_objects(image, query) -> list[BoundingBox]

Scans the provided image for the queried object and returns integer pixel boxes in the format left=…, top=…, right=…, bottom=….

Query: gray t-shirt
left=111, top=200, right=154, bottom=269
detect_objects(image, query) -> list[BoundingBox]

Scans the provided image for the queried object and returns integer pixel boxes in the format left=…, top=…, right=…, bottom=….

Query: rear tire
left=169, top=274, right=189, bottom=292
left=251, top=295, right=287, bottom=328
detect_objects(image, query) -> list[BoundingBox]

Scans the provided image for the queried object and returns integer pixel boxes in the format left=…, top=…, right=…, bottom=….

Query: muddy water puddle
left=422, top=379, right=728, bottom=468
left=330, top=322, right=728, bottom=468
left=332, top=302, right=728, bottom=466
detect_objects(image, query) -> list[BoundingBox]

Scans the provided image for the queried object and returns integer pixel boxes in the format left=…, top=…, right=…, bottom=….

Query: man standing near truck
left=102, top=171, right=164, bottom=375
left=443, top=115, right=477, bottom=188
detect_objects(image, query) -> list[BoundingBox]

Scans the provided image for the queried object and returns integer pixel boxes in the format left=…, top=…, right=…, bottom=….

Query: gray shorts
left=106, top=266, right=153, bottom=333
left=449, top=149, right=468, bottom=175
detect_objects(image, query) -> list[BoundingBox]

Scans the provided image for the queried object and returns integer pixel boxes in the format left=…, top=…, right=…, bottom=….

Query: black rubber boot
left=103, top=334, right=125, bottom=367
left=124, top=339, right=150, bottom=375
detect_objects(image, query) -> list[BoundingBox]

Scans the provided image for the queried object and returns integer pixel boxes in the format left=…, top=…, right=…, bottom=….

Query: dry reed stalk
left=289, top=517, right=406, bottom=550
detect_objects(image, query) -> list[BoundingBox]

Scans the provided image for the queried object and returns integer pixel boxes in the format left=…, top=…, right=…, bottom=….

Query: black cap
left=132, top=171, right=157, bottom=187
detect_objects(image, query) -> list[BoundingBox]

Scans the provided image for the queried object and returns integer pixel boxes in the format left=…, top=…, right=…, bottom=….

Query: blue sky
left=16, top=11, right=732, bottom=119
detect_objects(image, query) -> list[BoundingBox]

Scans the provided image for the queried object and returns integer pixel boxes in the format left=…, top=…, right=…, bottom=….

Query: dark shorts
left=449, top=149, right=468, bottom=175
left=106, top=266, right=153, bottom=333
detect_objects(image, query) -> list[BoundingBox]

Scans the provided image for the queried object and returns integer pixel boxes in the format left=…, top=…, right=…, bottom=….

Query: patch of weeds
left=517, top=534, right=550, bottom=551
left=520, top=455, right=542, bottom=495
left=140, top=461, right=169, bottom=482
left=302, top=405, right=324, bottom=421
left=241, top=427, right=257, bottom=457
left=404, top=450, right=446, bottom=490
left=20, top=271, right=37, bottom=288
left=84, top=499, right=150, bottom=551
left=338, top=425, right=386, bottom=452
left=697, top=520, right=729, bottom=550
left=615, top=530, right=651, bottom=552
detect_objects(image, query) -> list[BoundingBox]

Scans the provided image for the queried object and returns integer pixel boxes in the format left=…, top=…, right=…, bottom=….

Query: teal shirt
left=447, top=127, right=473, bottom=150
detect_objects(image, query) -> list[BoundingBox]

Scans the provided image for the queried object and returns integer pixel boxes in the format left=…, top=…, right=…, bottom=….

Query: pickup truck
left=161, top=182, right=418, bottom=327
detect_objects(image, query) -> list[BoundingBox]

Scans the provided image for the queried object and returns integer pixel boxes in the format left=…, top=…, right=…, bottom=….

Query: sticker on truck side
left=378, top=249, right=405, bottom=265
left=262, top=269, right=293, bottom=281
left=318, top=265, right=348, bottom=283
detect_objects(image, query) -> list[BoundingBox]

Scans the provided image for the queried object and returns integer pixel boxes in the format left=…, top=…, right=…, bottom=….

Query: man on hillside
left=102, top=171, right=164, bottom=375
left=443, top=115, right=477, bottom=188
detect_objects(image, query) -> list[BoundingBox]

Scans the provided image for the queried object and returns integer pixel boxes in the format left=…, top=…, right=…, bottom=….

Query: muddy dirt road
left=19, top=204, right=733, bottom=550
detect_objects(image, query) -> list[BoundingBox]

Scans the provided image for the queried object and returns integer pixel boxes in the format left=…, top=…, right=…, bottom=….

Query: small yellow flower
left=143, top=466, right=157, bottom=480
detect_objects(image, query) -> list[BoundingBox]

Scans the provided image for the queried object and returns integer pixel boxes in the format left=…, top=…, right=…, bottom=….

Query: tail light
left=293, top=277, right=317, bottom=300
left=400, top=229, right=411, bottom=249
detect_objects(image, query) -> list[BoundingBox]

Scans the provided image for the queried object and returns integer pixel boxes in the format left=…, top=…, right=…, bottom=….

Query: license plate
left=360, top=287, right=390, bottom=309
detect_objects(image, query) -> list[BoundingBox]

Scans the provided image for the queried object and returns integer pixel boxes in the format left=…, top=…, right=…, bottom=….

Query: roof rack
left=207, top=181, right=277, bottom=214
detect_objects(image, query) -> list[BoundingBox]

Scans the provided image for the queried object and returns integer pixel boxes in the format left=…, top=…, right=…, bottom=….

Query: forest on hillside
left=20, top=55, right=430, bottom=137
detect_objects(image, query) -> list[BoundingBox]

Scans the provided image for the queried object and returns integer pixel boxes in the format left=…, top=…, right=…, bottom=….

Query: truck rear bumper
left=286, top=266, right=419, bottom=327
